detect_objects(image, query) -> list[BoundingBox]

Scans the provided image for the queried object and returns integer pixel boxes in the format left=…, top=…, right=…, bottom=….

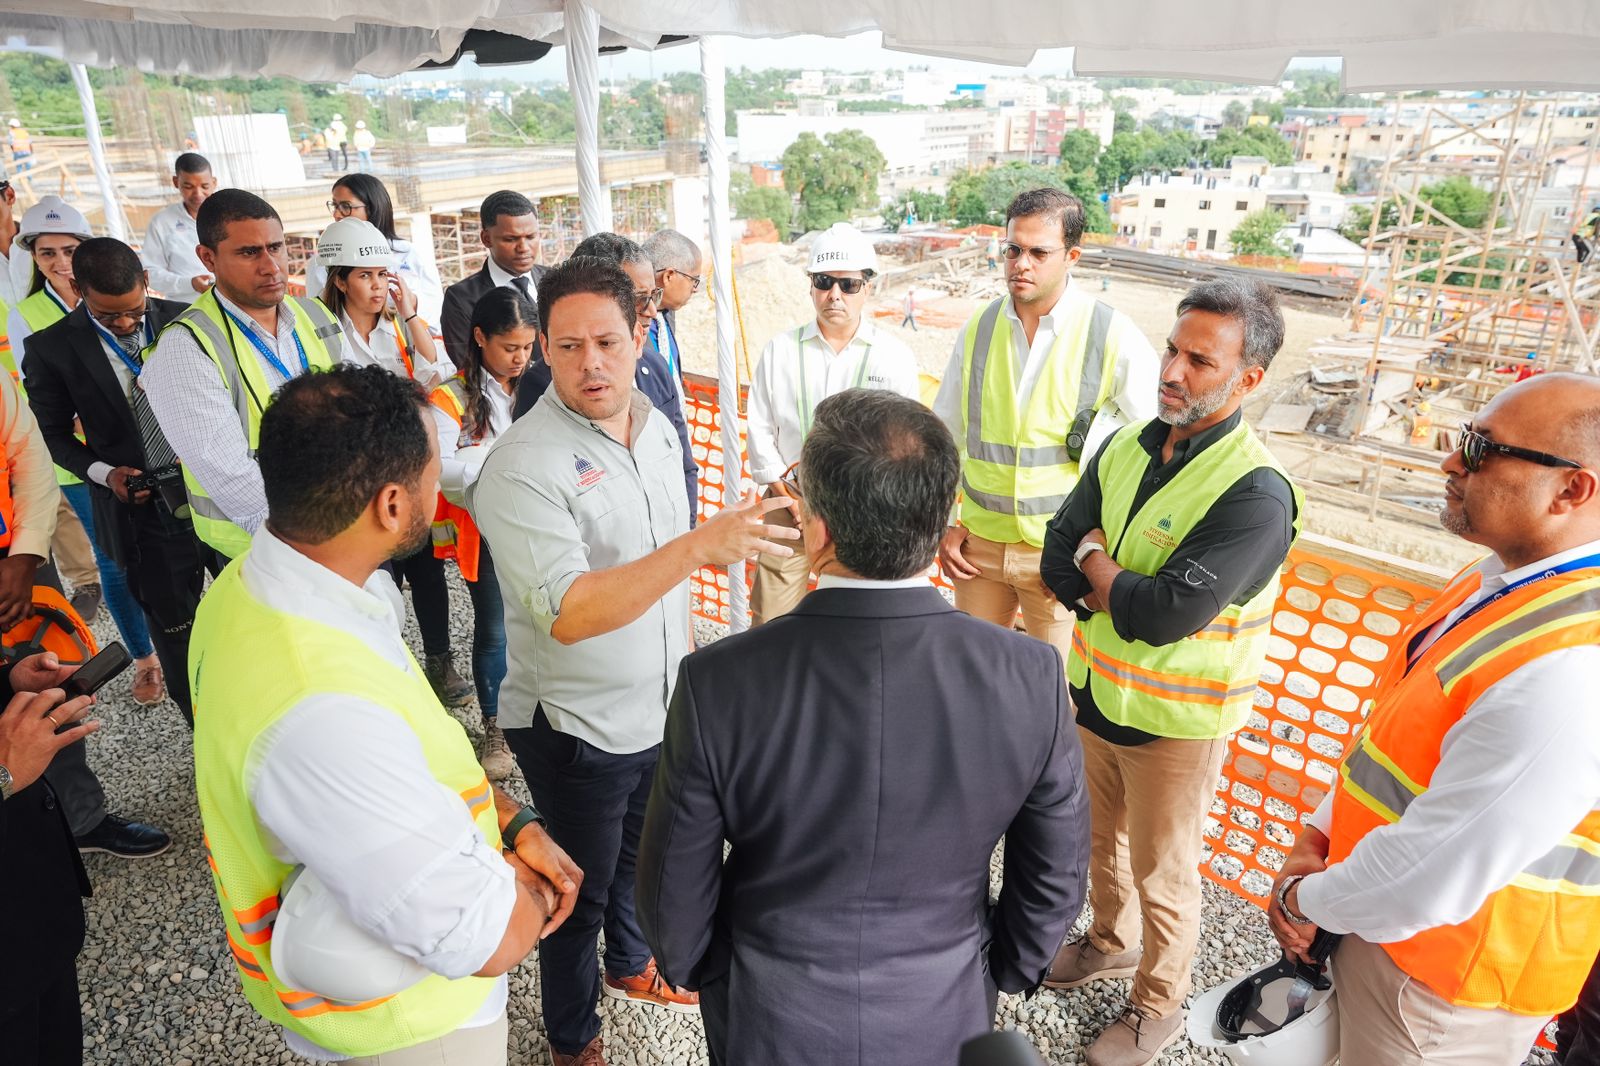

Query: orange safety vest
left=1325, top=559, right=1600, bottom=1016
left=427, top=377, right=482, bottom=582
left=0, top=428, right=13, bottom=551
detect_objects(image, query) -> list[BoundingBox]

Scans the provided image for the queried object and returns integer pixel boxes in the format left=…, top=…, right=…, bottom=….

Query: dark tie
left=511, top=275, right=533, bottom=303
left=118, top=331, right=179, bottom=470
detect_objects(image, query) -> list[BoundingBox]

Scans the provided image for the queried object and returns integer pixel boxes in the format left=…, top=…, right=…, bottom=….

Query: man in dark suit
left=441, top=189, right=549, bottom=373
left=638, top=389, right=1089, bottom=1066
left=23, top=238, right=206, bottom=727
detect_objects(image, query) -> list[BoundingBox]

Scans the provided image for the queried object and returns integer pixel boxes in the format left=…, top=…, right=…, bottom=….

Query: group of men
left=0, top=161, right=1596, bottom=1066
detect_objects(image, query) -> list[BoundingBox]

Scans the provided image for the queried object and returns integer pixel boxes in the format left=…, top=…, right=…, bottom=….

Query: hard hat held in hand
left=316, top=218, right=396, bottom=269
left=19, top=195, right=93, bottom=248
left=270, top=865, right=430, bottom=1002
left=807, top=222, right=878, bottom=276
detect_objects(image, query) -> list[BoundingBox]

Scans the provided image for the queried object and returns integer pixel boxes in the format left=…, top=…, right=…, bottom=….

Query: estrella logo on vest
left=574, top=454, right=605, bottom=488
left=1143, top=514, right=1176, bottom=550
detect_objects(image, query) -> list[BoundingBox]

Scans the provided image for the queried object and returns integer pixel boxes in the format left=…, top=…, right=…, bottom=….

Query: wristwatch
left=1275, top=874, right=1314, bottom=925
left=501, top=804, right=548, bottom=850
left=1073, top=540, right=1107, bottom=568
left=0, top=764, right=13, bottom=802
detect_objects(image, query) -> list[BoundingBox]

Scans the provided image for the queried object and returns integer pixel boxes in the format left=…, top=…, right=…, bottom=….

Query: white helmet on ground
left=1185, top=958, right=1339, bottom=1065
left=806, top=222, right=878, bottom=276
left=19, top=195, right=93, bottom=249
left=316, top=217, right=395, bottom=269
left=270, top=865, right=430, bottom=1002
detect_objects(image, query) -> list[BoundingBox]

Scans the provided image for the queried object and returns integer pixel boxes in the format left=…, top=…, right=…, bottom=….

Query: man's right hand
left=693, top=491, right=800, bottom=566
left=189, top=274, right=213, bottom=293
left=1268, top=828, right=1330, bottom=964
left=108, top=466, right=151, bottom=504
left=938, top=525, right=981, bottom=581
left=0, top=553, right=38, bottom=630
left=0, top=688, right=98, bottom=794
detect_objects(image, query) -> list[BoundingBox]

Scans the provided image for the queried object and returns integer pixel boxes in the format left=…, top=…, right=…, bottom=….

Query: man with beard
left=188, top=364, right=581, bottom=1065
left=1038, top=278, right=1301, bottom=1066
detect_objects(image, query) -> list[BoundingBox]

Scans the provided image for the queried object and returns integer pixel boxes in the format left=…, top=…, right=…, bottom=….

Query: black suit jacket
left=439, top=262, right=549, bottom=371
left=638, top=586, right=1089, bottom=1066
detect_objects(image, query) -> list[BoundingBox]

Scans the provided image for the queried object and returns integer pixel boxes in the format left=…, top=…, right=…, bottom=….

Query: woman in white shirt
left=305, top=173, right=444, bottom=327
left=428, top=286, right=535, bottom=781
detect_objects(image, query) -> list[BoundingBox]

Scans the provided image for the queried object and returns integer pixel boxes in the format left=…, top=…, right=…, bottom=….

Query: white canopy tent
left=6, top=1, right=1600, bottom=628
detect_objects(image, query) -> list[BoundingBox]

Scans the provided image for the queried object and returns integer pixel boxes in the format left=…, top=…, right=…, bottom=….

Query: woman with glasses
left=427, top=287, right=533, bottom=782
left=305, top=173, right=444, bottom=327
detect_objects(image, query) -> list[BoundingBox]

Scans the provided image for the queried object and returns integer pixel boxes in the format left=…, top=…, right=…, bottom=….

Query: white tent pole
left=564, top=0, right=611, bottom=235
left=69, top=62, right=127, bottom=243
left=699, top=35, right=750, bottom=633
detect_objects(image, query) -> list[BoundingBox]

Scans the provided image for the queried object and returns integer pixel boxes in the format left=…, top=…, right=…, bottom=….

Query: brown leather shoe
left=1042, top=937, right=1141, bottom=990
left=131, top=661, right=165, bottom=706
left=1085, top=1006, right=1184, bottom=1066
left=551, top=1036, right=605, bottom=1066
left=601, top=957, right=700, bottom=1013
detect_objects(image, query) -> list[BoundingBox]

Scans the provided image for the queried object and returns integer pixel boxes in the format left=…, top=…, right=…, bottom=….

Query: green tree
left=1057, top=129, right=1101, bottom=178
left=1419, top=175, right=1494, bottom=229
left=1229, top=208, right=1292, bottom=257
left=1252, top=99, right=1286, bottom=124
left=780, top=129, right=886, bottom=232
left=882, top=189, right=949, bottom=231
left=1222, top=100, right=1248, bottom=129
left=943, top=162, right=1110, bottom=235
left=1113, top=111, right=1137, bottom=136
left=1203, top=125, right=1293, bottom=166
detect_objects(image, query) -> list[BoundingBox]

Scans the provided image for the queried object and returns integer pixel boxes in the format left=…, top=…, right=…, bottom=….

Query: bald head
left=1486, top=373, right=1600, bottom=469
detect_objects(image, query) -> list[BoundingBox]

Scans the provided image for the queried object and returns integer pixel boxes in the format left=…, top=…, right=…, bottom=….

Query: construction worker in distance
left=141, top=152, right=217, bottom=304
left=352, top=121, right=376, bottom=173
left=190, top=363, right=581, bottom=1066
left=1039, top=278, right=1301, bottom=1066
left=746, top=221, right=920, bottom=623
left=328, top=113, right=349, bottom=170
left=141, top=189, right=343, bottom=566
left=1270, top=372, right=1600, bottom=1066
left=933, top=188, right=1157, bottom=665
left=7, top=118, right=32, bottom=173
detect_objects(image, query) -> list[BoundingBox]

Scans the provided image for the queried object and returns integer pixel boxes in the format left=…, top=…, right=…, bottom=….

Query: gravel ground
left=71, top=573, right=1553, bottom=1065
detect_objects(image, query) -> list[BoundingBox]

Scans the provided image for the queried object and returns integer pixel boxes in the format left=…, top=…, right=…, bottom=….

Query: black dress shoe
left=75, top=813, right=172, bottom=858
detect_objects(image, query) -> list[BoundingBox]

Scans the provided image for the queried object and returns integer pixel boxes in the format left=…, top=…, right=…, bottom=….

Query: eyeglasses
left=811, top=273, right=866, bottom=295
left=327, top=199, right=365, bottom=217
left=1002, top=242, right=1065, bottom=263
left=1458, top=423, right=1581, bottom=473
left=659, top=267, right=703, bottom=293
left=634, top=287, right=664, bottom=310
left=85, top=301, right=149, bottom=328
left=775, top=461, right=803, bottom=502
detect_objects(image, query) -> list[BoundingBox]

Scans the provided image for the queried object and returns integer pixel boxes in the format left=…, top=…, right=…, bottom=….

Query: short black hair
left=571, top=232, right=651, bottom=269
left=174, top=152, right=212, bottom=176
left=1006, top=187, right=1086, bottom=250
left=70, top=237, right=145, bottom=298
left=480, top=190, right=535, bottom=230
left=259, top=364, right=432, bottom=545
left=197, top=188, right=281, bottom=250
left=536, top=255, right=636, bottom=339
left=1175, top=278, right=1286, bottom=371
left=801, top=389, right=959, bottom=581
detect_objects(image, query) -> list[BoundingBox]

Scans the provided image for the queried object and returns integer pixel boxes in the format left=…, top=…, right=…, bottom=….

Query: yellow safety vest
left=957, top=294, right=1121, bottom=547
left=1067, top=420, right=1303, bottom=738
left=190, top=555, right=499, bottom=1057
left=17, top=288, right=84, bottom=487
left=154, top=289, right=338, bottom=558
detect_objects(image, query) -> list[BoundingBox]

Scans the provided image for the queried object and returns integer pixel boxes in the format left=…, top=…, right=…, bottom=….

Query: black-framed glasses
left=776, top=461, right=803, bottom=501
left=327, top=199, right=365, bottom=217
left=634, top=287, right=664, bottom=310
left=661, top=267, right=702, bottom=292
left=1458, top=423, right=1581, bottom=473
left=84, top=300, right=149, bottom=329
left=811, top=273, right=866, bottom=295
left=1002, top=242, right=1065, bottom=263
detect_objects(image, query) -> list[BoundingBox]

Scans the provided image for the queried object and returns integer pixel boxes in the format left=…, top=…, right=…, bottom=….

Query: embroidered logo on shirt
left=1143, top=514, right=1177, bottom=551
left=574, top=454, right=605, bottom=487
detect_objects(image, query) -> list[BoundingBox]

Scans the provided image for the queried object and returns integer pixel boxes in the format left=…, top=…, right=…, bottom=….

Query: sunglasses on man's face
left=811, top=273, right=866, bottom=295
left=775, top=462, right=803, bottom=502
left=1458, top=423, right=1582, bottom=473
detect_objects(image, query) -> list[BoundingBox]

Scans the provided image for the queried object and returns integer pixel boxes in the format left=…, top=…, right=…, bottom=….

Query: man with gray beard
left=1037, top=278, right=1301, bottom=1066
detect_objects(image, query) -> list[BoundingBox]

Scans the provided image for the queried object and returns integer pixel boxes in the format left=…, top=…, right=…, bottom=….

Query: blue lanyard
left=223, top=308, right=307, bottom=381
left=90, top=316, right=153, bottom=380
left=1439, top=552, right=1600, bottom=638
left=654, top=318, right=679, bottom=379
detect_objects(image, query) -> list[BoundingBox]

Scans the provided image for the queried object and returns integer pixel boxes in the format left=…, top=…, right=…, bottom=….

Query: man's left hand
left=0, top=553, right=38, bottom=630
left=512, top=822, right=583, bottom=938
left=10, top=651, right=77, bottom=694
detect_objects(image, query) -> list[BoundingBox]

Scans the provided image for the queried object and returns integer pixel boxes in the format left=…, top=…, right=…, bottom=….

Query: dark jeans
left=1558, top=953, right=1600, bottom=1064
left=465, top=541, right=506, bottom=718
left=0, top=959, right=82, bottom=1066
left=505, top=707, right=658, bottom=1055
left=383, top=546, right=451, bottom=658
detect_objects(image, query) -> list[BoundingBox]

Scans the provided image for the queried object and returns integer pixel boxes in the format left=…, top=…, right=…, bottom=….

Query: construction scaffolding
left=1266, top=93, right=1600, bottom=524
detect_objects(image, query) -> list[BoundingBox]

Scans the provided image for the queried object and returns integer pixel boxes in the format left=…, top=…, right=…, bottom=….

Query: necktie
left=118, top=331, right=180, bottom=471
left=511, top=275, right=533, bottom=303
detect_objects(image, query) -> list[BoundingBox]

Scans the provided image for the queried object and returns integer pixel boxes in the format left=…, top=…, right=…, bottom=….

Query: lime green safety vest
left=17, top=288, right=84, bottom=487
left=156, top=289, right=338, bottom=558
left=190, top=556, right=500, bottom=1058
left=1067, top=419, right=1303, bottom=739
left=957, top=294, right=1120, bottom=547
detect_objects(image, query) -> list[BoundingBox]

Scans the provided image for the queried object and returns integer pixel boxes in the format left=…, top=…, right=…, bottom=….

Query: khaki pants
left=52, top=491, right=98, bottom=589
left=952, top=533, right=1073, bottom=663
left=1080, top=727, right=1226, bottom=1017
left=750, top=497, right=810, bottom=625
left=1331, top=935, right=1548, bottom=1066
left=346, top=1011, right=508, bottom=1065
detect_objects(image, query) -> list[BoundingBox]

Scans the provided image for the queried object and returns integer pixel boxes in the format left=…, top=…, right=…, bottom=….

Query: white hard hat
left=1186, top=961, right=1339, bottom=1066
left=316, top=218, right=395, bottom=269
left=271, top=865, right=430, bottom=1003
left=7, top=119, right=17, bottom=128
left=355, top=120, right=367, bottom=129
left=332, top=113, right=343, bottom=121
left=806, top=222, right=878, bottom=275
left=19, top=195, right=93, bottom=248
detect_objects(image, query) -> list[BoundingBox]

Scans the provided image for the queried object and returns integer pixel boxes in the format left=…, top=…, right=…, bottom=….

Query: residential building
left=1111, top=157, right=1347, bottom=255
left=735, top=109, right=993, bottom=178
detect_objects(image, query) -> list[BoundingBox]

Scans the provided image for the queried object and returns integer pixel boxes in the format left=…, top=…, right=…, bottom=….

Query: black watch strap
left=501, top=805, right=547, bottom=850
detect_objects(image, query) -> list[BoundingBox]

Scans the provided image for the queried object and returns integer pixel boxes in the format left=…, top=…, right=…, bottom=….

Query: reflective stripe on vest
left=15, top=290, right=84, bottom=486
left=1065, top=420, right=1302, bottom=738
left=427, top=377, right=482, bottom=582
left=190, top=557, right=498, bottom=1056
left=957, top=294, right=1119, bottom=547
left=1326, top=566, right=1600, bottom=1015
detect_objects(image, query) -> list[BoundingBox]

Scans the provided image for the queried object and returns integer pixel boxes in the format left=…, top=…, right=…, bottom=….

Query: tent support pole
left=69, top=63, right=127, bottom=242
left=564, top=0, right=610, bottom=235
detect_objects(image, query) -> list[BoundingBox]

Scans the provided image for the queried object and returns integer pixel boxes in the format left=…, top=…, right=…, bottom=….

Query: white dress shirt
left=931, top=281, right=1158, bottom=470
left=338, top=311, right=449, bottom=392
left=431, top=372, right=514, bottom=505
left=485, top=257, right=536, bottom=305
left=306, top=237, right=445, bottom=329
left=239, top=527, right=513, bottom=1062
left=0, top=241, right=32, bottom=308
left=141, top=291, right=318, bottom=540
left=81, top=319, right=154, bottom=489
left=746, top=318, right=921, bottom=485
left=141, top=202, right=209, bottom=304
left=1298, top=539, right=1600, bottom=943
left=815, top=572, right=934, bottom=591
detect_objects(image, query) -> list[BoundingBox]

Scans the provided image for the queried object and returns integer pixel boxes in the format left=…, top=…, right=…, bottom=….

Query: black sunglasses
left=811, top=273, right=866, bottom=295
left=1458, top=423, right=1581, bottom=473
left=776, top=462, right=803, bottom=501
left=633, top=287, right=664, bottom=310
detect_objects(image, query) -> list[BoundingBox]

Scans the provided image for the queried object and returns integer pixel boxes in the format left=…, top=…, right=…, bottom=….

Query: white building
left=735, top=109, right=992, bottom=177
left=1112, top=158, right=1347, bottom=256
left=984, top=78, right=1049, bottom=110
